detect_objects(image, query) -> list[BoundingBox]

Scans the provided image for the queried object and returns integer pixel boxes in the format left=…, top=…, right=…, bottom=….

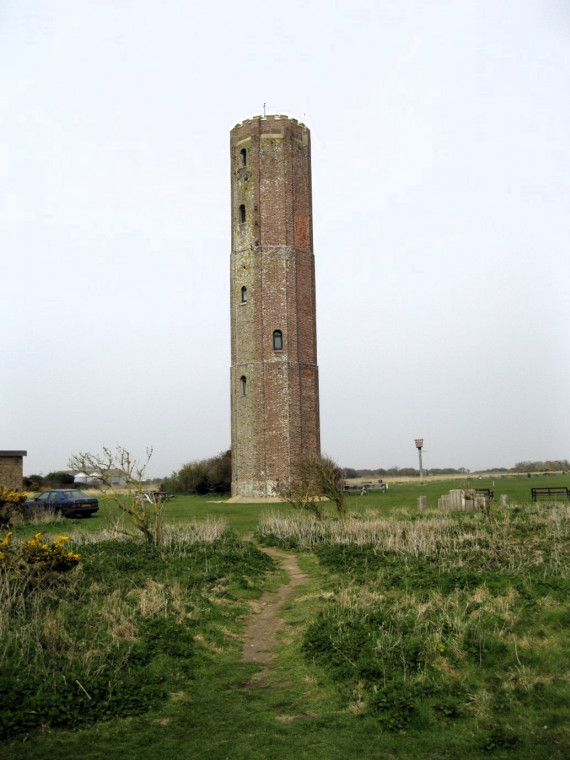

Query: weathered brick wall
left=230, top=115, right=320, bottom=498
left=0, top=452, right=26, bottom=491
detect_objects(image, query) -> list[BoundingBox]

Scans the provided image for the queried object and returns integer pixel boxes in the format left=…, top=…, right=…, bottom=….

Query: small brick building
left=0, top=451, right=27, bottom=491
left=230, top=115, right=321, bottom=498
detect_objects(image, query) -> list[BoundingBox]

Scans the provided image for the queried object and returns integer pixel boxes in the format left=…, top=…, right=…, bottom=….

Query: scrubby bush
left=44, top=471, right=75, bottom=487
left=23, top=474, right=44, bottom=490
left=163, top=450, right=231, bottom=494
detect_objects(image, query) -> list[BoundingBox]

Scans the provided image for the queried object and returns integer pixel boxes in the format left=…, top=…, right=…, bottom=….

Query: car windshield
left=62, top=490, right=89, bottom=499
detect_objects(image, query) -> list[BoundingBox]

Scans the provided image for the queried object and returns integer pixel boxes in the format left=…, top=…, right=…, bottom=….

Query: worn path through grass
left=240, top=544, right=318, bottom=725
left=242, top=547, right=311, bottom=665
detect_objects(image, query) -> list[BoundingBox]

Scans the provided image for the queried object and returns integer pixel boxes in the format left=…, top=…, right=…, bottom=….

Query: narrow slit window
left=241, top=286, right=247, bottom=303
left=240, top=375, right=247, bottom=396
left=239, top=204, right=246, bottom=224
left=273, top=330, right=283, bottom=351
left=240, top=148, right=247, bottom=167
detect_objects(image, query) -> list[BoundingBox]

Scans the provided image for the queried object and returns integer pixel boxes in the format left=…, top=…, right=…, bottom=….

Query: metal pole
left=414, top=439, right=424, bottom=485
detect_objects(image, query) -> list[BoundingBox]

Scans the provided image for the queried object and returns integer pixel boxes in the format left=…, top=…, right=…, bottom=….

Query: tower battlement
left=233, top=114, right=306, bottom=128
left=231, top=114, right=309, bottom=144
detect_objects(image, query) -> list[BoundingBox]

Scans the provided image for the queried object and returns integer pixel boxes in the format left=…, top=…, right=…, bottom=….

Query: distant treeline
left=343, top=460, right=569, bottom=478
left=343, top=467, right=476, bottom=479
left=512, top=460, right=570, bottom=473
left=24, top=471, right=75, bottom=489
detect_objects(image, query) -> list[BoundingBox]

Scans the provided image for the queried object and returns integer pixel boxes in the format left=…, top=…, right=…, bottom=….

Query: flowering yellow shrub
left=0, top=486, right=27, bottom=528
left=0, top=531, right=13, bottom=562
left=19, top=533, right=81, bottom=571
left=0, top=486, right=26, bottom=505
left=0, top=532, right=80, bottom=573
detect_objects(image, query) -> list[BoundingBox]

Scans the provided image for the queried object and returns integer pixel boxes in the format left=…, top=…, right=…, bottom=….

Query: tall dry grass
left=71, top=517, right=228, bottom=546
left=258, top=504, right=569, bottom=561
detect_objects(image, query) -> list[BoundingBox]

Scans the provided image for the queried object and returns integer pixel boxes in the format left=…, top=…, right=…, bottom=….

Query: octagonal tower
left=230, top=115, right=320, bottom=499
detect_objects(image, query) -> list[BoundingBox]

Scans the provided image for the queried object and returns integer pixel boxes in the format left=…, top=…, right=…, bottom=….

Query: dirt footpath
left=242, top=547, right=310, bottom=664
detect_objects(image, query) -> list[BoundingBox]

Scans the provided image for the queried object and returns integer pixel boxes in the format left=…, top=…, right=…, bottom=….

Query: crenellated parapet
left=231, top=114, right=309, bottom=144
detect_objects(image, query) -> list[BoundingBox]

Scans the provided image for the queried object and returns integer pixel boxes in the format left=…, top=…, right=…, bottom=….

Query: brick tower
left=230, top=114, right=320, bottom=499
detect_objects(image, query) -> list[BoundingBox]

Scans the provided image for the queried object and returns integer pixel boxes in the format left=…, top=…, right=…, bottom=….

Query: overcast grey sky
left=2, top=0, right=569, bottom=478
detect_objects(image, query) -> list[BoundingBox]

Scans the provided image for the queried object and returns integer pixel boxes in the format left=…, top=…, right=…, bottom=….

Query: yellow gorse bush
left=19, top=533, right=81, bottom=571
left=0, top=532, right=80, bottom=573
left=0, top=530, right=13, bottom=561
left=0, top=486, right=27, bottom=528
left=0, top=486, right=26, bottom=506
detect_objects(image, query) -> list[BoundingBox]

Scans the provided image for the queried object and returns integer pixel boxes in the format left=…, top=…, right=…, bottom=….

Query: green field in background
left=16, top=472, right=569, bottom=541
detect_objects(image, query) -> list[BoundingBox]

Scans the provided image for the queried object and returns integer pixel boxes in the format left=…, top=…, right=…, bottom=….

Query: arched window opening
left=239, top=204, right=246, bottom=224
left=240, top=375, right=247, bottom=396
left=273, top=330, right=283, bottom=351
left=240, top=148, right=247, bottom=167
left=241, top=286, right=247, bottom=303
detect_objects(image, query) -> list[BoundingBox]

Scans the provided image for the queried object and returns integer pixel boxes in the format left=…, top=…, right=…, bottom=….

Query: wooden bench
left=134, top=491, right=172, bottom=505
left=531, top=486, right=570, bottom=502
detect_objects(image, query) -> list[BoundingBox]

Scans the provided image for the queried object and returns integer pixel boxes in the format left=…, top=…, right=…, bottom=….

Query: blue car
left=25, top=489, right=99, bottom=518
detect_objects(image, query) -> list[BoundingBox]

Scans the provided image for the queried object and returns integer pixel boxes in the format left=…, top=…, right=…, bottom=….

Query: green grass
left=257, top=504, right=570, bottom=758
left=2, top=484, right=569, bottom=759
left=13, top=494, right=271, bottom=541
left=15, top=473, right=569, bottom=543
left=0, top=527, right=274, bottom=745
left=17, top=472, right=570, bottom=543
left=352, top=471, right=570, bottom=514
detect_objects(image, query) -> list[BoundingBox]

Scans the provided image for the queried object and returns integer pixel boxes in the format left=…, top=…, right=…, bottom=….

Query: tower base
left=226, top=495, right=289, bottom=504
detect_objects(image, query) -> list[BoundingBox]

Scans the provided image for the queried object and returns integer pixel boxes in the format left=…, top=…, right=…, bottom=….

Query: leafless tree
left=313, top=454, right=346, bottom=520
left=278, top=454, right=346, bottom=521
left=68, top=445, right=163, bottom=544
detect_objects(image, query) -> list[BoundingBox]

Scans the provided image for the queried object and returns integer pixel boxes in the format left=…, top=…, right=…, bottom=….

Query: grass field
left=16, top=472, right=570, bottom=540
left=1, top=474, right=569, bottom=759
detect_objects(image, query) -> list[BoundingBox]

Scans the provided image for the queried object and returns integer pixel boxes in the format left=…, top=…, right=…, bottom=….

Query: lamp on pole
left=414, top=438, right=424, bottom=485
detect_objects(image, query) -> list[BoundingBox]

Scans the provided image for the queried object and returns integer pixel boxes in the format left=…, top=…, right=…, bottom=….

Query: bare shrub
left=277, top=454, right=346, bottom=520
left=277, top=466, right=325, bottom=520
left=69, top=446, right=163, bottom=544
